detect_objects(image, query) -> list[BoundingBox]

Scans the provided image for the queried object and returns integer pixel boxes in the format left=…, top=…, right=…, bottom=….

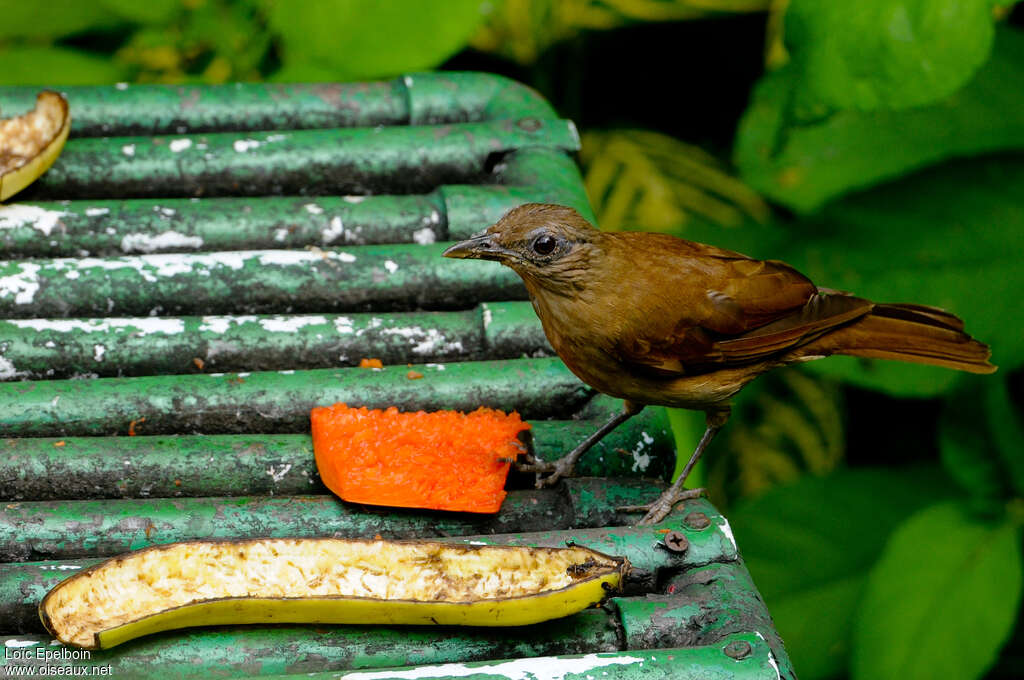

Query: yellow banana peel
left=0, top=91, right=70, bottom=202
left=40, top=538, right=629, bottom=650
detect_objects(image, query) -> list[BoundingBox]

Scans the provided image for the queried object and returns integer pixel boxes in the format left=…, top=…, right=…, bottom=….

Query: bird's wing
left=610, top=244, right=873, bottom=374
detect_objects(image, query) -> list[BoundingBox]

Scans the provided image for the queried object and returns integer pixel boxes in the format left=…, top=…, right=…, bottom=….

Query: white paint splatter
left=121, top=231, right=203, bottom=253
left=198, top=316, right=259, bottom=334
left=322, top=216, right=344, bottom=244
left=630, top=434, right=652, bottom=473
left=334, top=317, right=355, bottom=334
left=84, top=207, right=110, bottom=217
left=0, top=262, right=41, bottom=304
left=380, top=327, right=463, bottom=356
left=11, top=318, right=186, bottom=335
left=412, top=227, right=436, bottom=245
left=258, top=250, right=330, bottom=266
left=567, top=120, right=581, bottom=147
left=304, top=203, right=324, bottom=215
left=0, top=205, right=68, bottom=236
left=266, top=464, right=292, bottom=483
left=233, top=139, right=261, bottom=153
left=169, top=138, right=192, bottom=153
left=121, top=144, right=136, bottom=157
left=258, top=316, right=328, bottom=333
left=38, top=564, right=82, bottom=571
left=341, top=653, right=646, bottom=680
left=718, top=515, right=738, bottom=553
left=383, top=260, right=398, bottom=274
left=0, top=356, right=24, bottom=380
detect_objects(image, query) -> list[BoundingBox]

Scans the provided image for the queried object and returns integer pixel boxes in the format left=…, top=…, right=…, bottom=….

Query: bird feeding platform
left=0, top=74, right=794, bottom=679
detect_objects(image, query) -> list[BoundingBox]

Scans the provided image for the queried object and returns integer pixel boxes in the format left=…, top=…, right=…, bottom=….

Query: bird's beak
left=442, top=232, right=513, bottom=262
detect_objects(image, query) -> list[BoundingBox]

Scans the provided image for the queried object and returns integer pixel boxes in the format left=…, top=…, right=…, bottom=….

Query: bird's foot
left=514, top=454, right=575, bottom=489
left=618, top=487, right=706, bottom=526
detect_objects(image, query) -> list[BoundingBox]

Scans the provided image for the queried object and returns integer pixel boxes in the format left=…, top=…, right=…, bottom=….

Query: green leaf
left=785, top=0, right=995, bottom=112
left=736, top=26, right=1024, bottom=213
left=941, top=374, right=1024, bottom=506
left=0, top=0, right=121, bottom=38
left=987, top=368, right=1024, bottom=495
left=580, top=130, right=769, bottom=233
left=267, top=0, right=489, bottom=82
left=98, top=0, right=180, bottom=24
left=730, top=466, right=954, bottom=679
left=852, top=501, right=1023, bottom=680
left=776, top=154, right=1024, bottom=397
left=0, top=46, right=132, bottom=86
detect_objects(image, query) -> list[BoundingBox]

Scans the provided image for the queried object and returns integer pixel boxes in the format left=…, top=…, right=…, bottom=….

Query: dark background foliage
left=2, top=2, right=1022, bottom=678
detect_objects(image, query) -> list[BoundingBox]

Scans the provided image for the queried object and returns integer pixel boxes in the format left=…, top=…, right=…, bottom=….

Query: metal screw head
left=662, top=531, right=689, bottom=553
left=684, top=511, right=711, bottom=530
left=724, top=640, right=752, bottom=660
left=517, top=117, right=542, bottom=131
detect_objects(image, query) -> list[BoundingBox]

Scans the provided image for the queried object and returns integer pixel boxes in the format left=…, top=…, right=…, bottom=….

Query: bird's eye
left=531, top=234, right=557, bottom=256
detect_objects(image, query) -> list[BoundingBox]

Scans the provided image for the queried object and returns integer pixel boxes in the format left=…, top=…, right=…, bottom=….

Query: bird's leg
left=518, top=401, right=644, bottom=489
left=620, top=407, right=730, bottom=525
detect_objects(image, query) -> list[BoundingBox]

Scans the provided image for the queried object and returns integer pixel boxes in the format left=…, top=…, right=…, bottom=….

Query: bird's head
left=442, top=203, right=602, bottom=293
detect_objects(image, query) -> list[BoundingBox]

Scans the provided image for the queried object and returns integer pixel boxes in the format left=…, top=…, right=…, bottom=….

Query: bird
left=442, top=203, right=996, bottom=525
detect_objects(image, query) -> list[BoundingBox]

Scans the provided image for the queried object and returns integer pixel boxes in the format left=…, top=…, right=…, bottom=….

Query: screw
left=662, top=531, right=689, bottom=553
left=517, top=117, right=542, bottom=131
left=723, top=640, right=752, bottom=660
left=684, top=511, right=711, bottom=530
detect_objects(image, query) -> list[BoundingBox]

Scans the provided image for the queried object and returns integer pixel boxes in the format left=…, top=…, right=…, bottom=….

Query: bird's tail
left=805, top=302, right=996, bottom=374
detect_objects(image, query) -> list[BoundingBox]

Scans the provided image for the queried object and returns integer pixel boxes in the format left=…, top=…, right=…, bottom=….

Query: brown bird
left=443, top=203, right=996, bottom=525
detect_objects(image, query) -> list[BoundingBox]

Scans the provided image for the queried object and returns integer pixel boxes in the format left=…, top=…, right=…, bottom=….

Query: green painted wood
left=0, top=358, right=592, bottom=436
left=254, top=635, right=787, bottom=680
left=0, top=81, right=407, bottom=137
left=0, top=634, right=787, bottom=680
left=0, top=72, right=556, bottom=138
left=0, top=195, right=447, bottom=258
left=0, top=509, right=794, bottom=678
left=22, top=119, right=577, bottom=201
left=0, top=497, right=732, bottom=629
left=0, top=149, right=589, bottom=258
left=0, top=243, right=525, bottom=319
left=481, top=301, right=552, bottom=358
left=0, top=309, right=483, bottom=380
left=0, top=75, right=794, bottom=680
left=0, top=398, right=673, bottom=501
left=0, top=617, right=619, bottom=679
left=0, top=480, right=702, bottom=564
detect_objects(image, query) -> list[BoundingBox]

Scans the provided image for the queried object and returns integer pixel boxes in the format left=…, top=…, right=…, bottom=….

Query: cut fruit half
left=40, top=538, right=629, bottom=649
left=0, top=91, right=70, bottom=201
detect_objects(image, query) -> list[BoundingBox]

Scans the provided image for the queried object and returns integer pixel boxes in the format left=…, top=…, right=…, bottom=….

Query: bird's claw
left=618, top=487, right=706, bottom=526
left=514, top=454, right=574, bottom=488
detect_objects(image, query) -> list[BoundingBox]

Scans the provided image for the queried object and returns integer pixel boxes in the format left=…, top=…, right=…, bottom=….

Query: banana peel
left=40, top=538, right=629, bottom=650
left=0, top=91, right=70, bottom=202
